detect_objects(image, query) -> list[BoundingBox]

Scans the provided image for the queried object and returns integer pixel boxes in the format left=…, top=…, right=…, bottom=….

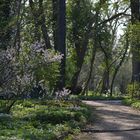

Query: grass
left=0, top=100, right=91, bottom=140
left=73, top=91, right=124, bottom=101
left=122, top=98, right=140, bottom=110
left=78, top=95, right=124, bottom=101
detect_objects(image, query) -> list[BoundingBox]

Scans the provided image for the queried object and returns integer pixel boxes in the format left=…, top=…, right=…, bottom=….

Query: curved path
left=75, top=100, right=140, bottom=140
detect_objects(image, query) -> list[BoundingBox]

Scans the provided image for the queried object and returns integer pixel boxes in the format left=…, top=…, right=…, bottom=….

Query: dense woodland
left=0, top=0, right=140, bottom=139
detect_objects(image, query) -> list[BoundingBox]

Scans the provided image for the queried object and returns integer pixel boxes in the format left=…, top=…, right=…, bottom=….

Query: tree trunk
left=82, top=9, right=100, bottom=95
left=52, top=0, right=58, bottom=50
left=71, top=20, right=93, bottom=91
left=110, top=34, right=129, bottom=96
left=100, top=46, right=111, bottom=94
left=82, top=46, right=97, bottom=94
left=55, top=0, right=66, bottom=89
left=130, top=0, right=140, bottom=82
left=13, top=0, right=22, bottom=54
left=0, top=0, right=13, bottom=49
left=71, top=36, right=90, bottom=90
left=101, top=69, right=110, bottom=94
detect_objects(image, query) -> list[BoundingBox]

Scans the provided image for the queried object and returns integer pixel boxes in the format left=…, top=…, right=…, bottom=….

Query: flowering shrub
left=30, top=41, right=63, bottom=63
left=29, top=42, right=63, bottom=93
left=55, top=88, right=71, bottom=100
left=0, top=41, right=63, bottom=99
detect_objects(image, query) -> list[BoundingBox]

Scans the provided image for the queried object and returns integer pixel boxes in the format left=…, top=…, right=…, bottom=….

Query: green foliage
left=122, top=98, right=134, bottom=106
left=132, top=101, right=140, bottom=110
left=0, top=100, right=16, bottom=113
left=129, top=23, right=140, bottom=61
left=0, top=100, right=90, bottom=140
left=66, top=48, right=77, bottom=85
left=126, top=83, right=140, bottom=98
left=129, top=23, right=140, bottom=46
left=20, top=46, right=60, bottom=92
left=0, top=114, right=12, bottom=123
left=78, top=95, right=124, bottom=100
left=122, top=98, right=140, bottom=110
left=67, top=0, right=93, bottom=40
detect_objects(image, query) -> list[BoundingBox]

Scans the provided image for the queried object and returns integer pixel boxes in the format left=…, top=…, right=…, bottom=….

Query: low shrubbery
left=126, top=83, right=140, bottom=99
left=0, top=100, right=90, bottom=140
left=122, top=98, right=140, bottom=110
left=78, top=95, right=124, bottom=100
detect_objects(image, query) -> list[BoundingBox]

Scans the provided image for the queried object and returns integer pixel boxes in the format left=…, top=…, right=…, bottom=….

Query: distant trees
left=81, top=0, right=130, bottom=95
left=1, top=0, right=140, bottom=98
left=67, top=0, right=96, bottom=92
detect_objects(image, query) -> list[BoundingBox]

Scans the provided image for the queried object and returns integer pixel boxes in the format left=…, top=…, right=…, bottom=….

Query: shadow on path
left=75, top=100, right=140, bottom=140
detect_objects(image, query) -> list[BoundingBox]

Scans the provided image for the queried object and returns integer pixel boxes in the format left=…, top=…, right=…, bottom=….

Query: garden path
left=75, top=100, right=140, bottom=140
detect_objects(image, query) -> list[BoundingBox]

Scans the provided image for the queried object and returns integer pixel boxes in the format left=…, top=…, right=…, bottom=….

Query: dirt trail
left=75, top=100, right=140, bottom=140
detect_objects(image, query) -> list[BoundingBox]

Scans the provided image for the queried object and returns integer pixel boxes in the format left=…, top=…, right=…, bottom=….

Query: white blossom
left=55, top=88, right=71, bottom=100
left=30, top=41, right=44, bottom=52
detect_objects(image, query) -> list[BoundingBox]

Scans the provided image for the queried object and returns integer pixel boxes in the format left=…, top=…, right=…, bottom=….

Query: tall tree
left=67, top=0, right=93, bottom=91
left=53, top=0, right=66, bottom=89
left=0, top=0, right=13, bottom=49
left=130, top=0, right=140, bottom=82
left=52, top=0, right=58, bottom=50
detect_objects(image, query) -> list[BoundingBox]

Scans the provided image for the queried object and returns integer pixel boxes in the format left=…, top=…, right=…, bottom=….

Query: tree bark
left=130, top=0, right=140, bottom=82
left=0, top=0, right=13, bottom=49
left=110, top=34, right=129, bottom=96
left=81, top=9, right=100, bottom=94
left=55, top=0, right=66, bottom=89
left=101, top=69, right=110, bottom=94
left=71, top=31, right=91, bottom=90
left=52, top=0, right=58, bottom=50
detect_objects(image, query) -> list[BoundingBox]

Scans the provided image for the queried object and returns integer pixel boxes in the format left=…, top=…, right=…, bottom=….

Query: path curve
left=75, top=100, right=140, bottom=140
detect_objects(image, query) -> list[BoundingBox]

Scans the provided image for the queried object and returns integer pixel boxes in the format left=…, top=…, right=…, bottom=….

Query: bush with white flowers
left=55, top=88, right=71, bottom=100
left=0, top=41, right=63, bottom=98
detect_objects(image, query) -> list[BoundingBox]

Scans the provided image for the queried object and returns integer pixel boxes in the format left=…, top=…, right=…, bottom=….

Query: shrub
left=0, top=113, right=12, bottom=122
left=35, top=110, right=74, bottom=124
left=126, top=83, right=140, bottom=99
left=122, top=98, right=134, bottom=106
left=122, top=98, right=140, bottom=110
left=0, top=100, right=91, bottom=139
left=131, top=101, right=140, bottom=110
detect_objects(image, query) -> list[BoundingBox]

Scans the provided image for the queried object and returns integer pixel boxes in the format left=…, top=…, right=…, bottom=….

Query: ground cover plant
left=0, top=100, right=90, bottom=140
left=122, top=98, right=140, bottom=110
left=77, top=91, right=124, bottom=101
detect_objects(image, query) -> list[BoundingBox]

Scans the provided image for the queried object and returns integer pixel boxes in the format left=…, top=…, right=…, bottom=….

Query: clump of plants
left=122, top=98, right=140, bottom=110
left=0, top=100, right=90, bottom=140
left=126, top=83, right=140, bottom=99
left=0, top=41, right=63, bottom=113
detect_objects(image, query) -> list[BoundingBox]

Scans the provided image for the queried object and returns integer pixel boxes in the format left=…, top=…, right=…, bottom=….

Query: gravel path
left=75, top=100, right=140, bottom=140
